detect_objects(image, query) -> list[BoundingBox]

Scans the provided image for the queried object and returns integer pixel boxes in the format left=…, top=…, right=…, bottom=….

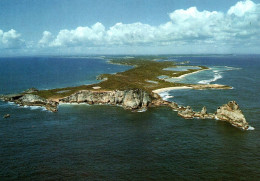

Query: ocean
left=0, top=55, right=260, bottom=180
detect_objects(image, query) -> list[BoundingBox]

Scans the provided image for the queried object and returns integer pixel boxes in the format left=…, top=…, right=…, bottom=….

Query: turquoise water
left=165, top=66, right=240, bottom=84
left=0, top=56, right=260, bottom=180
left=164, top=66, right=201, bottom=71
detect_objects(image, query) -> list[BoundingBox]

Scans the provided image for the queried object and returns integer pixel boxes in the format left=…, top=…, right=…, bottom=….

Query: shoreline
left=172, top=67, right=210, bottom=79
left=152, top=86, right=192, bottom=94
left=152, top=84, right=232, bottom=94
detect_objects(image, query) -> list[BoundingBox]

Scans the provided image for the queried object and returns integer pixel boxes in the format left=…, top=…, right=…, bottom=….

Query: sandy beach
left=152, top=84, right=232, bottom=94
left=173, top=68, right=210, bottom=79
left=152, top=86, right=192, bottom=94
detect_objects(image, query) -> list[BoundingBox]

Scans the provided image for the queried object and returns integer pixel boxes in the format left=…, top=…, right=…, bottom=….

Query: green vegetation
left=35, top=57, right=208, bottom=99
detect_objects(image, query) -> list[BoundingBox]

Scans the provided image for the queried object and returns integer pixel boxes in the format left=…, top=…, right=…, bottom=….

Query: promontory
left=0, top=56, right=251, bottom=130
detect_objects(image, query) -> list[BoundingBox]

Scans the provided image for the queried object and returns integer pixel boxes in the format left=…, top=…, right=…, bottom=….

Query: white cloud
left=38, top=31, right=53, bottom=47
left=0, top=0, right=258, bottom=54
left=50, top=22, right=106, bottom=47
left=0, top=29, right=25, bottom=49
left=228, top=0, right=256, bottom=16
left=38, top=0, right=260, bottom=53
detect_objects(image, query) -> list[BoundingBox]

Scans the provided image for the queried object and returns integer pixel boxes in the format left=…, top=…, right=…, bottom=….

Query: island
left=0, top=56, right=251, bottom=130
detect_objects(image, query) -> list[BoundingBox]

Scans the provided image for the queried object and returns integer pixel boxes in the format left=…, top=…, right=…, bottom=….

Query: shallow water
left=0, top=56, right=260, bottom=180
left=164, top=65, right=201, bottom=71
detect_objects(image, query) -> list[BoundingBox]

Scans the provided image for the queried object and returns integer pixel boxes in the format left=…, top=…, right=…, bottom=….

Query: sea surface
left=0, top=55, right=260, bottom=180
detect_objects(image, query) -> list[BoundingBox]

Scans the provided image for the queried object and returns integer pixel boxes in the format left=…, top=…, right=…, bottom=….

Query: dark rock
left=3, top=114, right=10, bottom=118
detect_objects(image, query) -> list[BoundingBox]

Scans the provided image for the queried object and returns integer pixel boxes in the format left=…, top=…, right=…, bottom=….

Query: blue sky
left=1, top=0, right=260, bottom=55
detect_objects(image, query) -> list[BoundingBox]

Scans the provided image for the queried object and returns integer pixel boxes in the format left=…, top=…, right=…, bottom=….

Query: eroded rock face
left=215, top=101, right=249, bottom=130
left=17, top=94, right=46, bottom=104
left=174, top=100, right=250, bottom=130
left=60, top=89, right=151, bottom=110
left=1, top=94, right=58, bottom=112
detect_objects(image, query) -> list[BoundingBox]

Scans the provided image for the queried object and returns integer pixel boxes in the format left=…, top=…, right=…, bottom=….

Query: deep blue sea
left=0, top=55, right=260, bottom=180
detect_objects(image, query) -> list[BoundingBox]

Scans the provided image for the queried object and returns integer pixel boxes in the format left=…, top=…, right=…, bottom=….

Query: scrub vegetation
left=35, top=56, right=208, bottom=99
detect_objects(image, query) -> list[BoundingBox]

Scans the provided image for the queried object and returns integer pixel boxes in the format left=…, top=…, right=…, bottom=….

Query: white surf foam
left=59, top=102, right=90, bottom=106
left=197, top=65, right=241, bottom=85
left=159, top=91, right=174, bottom=101
left=17, top=105, right=47, bottom=111
left=247, top=126, right=255, bottom=131
left=137, top=108, right=147, bottom=112
left=198, top=73, right=222, bottom=84
left=7, top=102, right=15, bottom=105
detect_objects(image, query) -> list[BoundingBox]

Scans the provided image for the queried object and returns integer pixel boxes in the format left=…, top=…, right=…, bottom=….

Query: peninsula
left=0, top=56, right=250, bottom=130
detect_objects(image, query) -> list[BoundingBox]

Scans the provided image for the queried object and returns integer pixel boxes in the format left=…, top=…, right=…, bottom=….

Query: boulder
left=3, top=114, right=10, bottom=119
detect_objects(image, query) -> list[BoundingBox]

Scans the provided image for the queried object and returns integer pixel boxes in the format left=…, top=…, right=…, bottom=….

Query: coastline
left=152, top=86, right=192, bottom=94
left=172, top=67, right=210, bottom=79
left=152, top=84, right=232, bottom=94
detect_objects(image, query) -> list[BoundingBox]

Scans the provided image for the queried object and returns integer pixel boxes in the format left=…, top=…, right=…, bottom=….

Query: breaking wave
left=159, top=91, right=174, bottom=101
left=198, top=72, right=222, bottom=84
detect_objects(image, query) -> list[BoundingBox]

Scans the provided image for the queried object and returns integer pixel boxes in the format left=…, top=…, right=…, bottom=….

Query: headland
left=0, top=56, right=251, bottom=130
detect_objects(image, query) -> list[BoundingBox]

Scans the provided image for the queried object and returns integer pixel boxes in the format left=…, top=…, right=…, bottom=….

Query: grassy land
left=35, top=56, right=208, bottom=99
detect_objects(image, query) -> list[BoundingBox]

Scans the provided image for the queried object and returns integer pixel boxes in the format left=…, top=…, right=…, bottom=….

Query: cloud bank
left=1, top=0, right=260, bottom=54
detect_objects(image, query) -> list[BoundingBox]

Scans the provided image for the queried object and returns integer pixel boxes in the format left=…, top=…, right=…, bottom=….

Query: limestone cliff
left=0, top=89, right=252, bottom=130
left=60, top=89, right=151, bottom=110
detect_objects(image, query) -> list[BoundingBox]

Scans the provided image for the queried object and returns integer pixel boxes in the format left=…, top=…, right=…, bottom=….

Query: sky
left=0, top=0, right=260, bottom=56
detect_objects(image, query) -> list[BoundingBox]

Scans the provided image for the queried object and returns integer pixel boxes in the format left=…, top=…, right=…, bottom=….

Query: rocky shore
left=0, top=88, right=251, bottom=130
left=59, top=89, right=151, bottom=110
left=0, top=91, right=58, bottom=112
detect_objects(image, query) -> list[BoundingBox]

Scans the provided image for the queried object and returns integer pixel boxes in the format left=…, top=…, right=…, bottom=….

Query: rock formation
left=215, top=101, right=249, bottom=130
left=178, top=106, right=195, bottom=119
left=1, top=93, right=58, bottom=112
left=3, top=114, right=10, bottom=119
left=149, top=93, right=251, bottom=130
left=60, top=89, right=151, bottom=110
left=0, top=88, right=251, bottom=130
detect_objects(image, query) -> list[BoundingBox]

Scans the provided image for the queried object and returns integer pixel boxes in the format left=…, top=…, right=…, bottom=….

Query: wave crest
left=198, top=73, right=222, bottom=84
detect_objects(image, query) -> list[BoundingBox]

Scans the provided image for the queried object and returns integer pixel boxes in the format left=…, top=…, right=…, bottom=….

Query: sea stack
left=215, top=101, right=249, bottom=130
